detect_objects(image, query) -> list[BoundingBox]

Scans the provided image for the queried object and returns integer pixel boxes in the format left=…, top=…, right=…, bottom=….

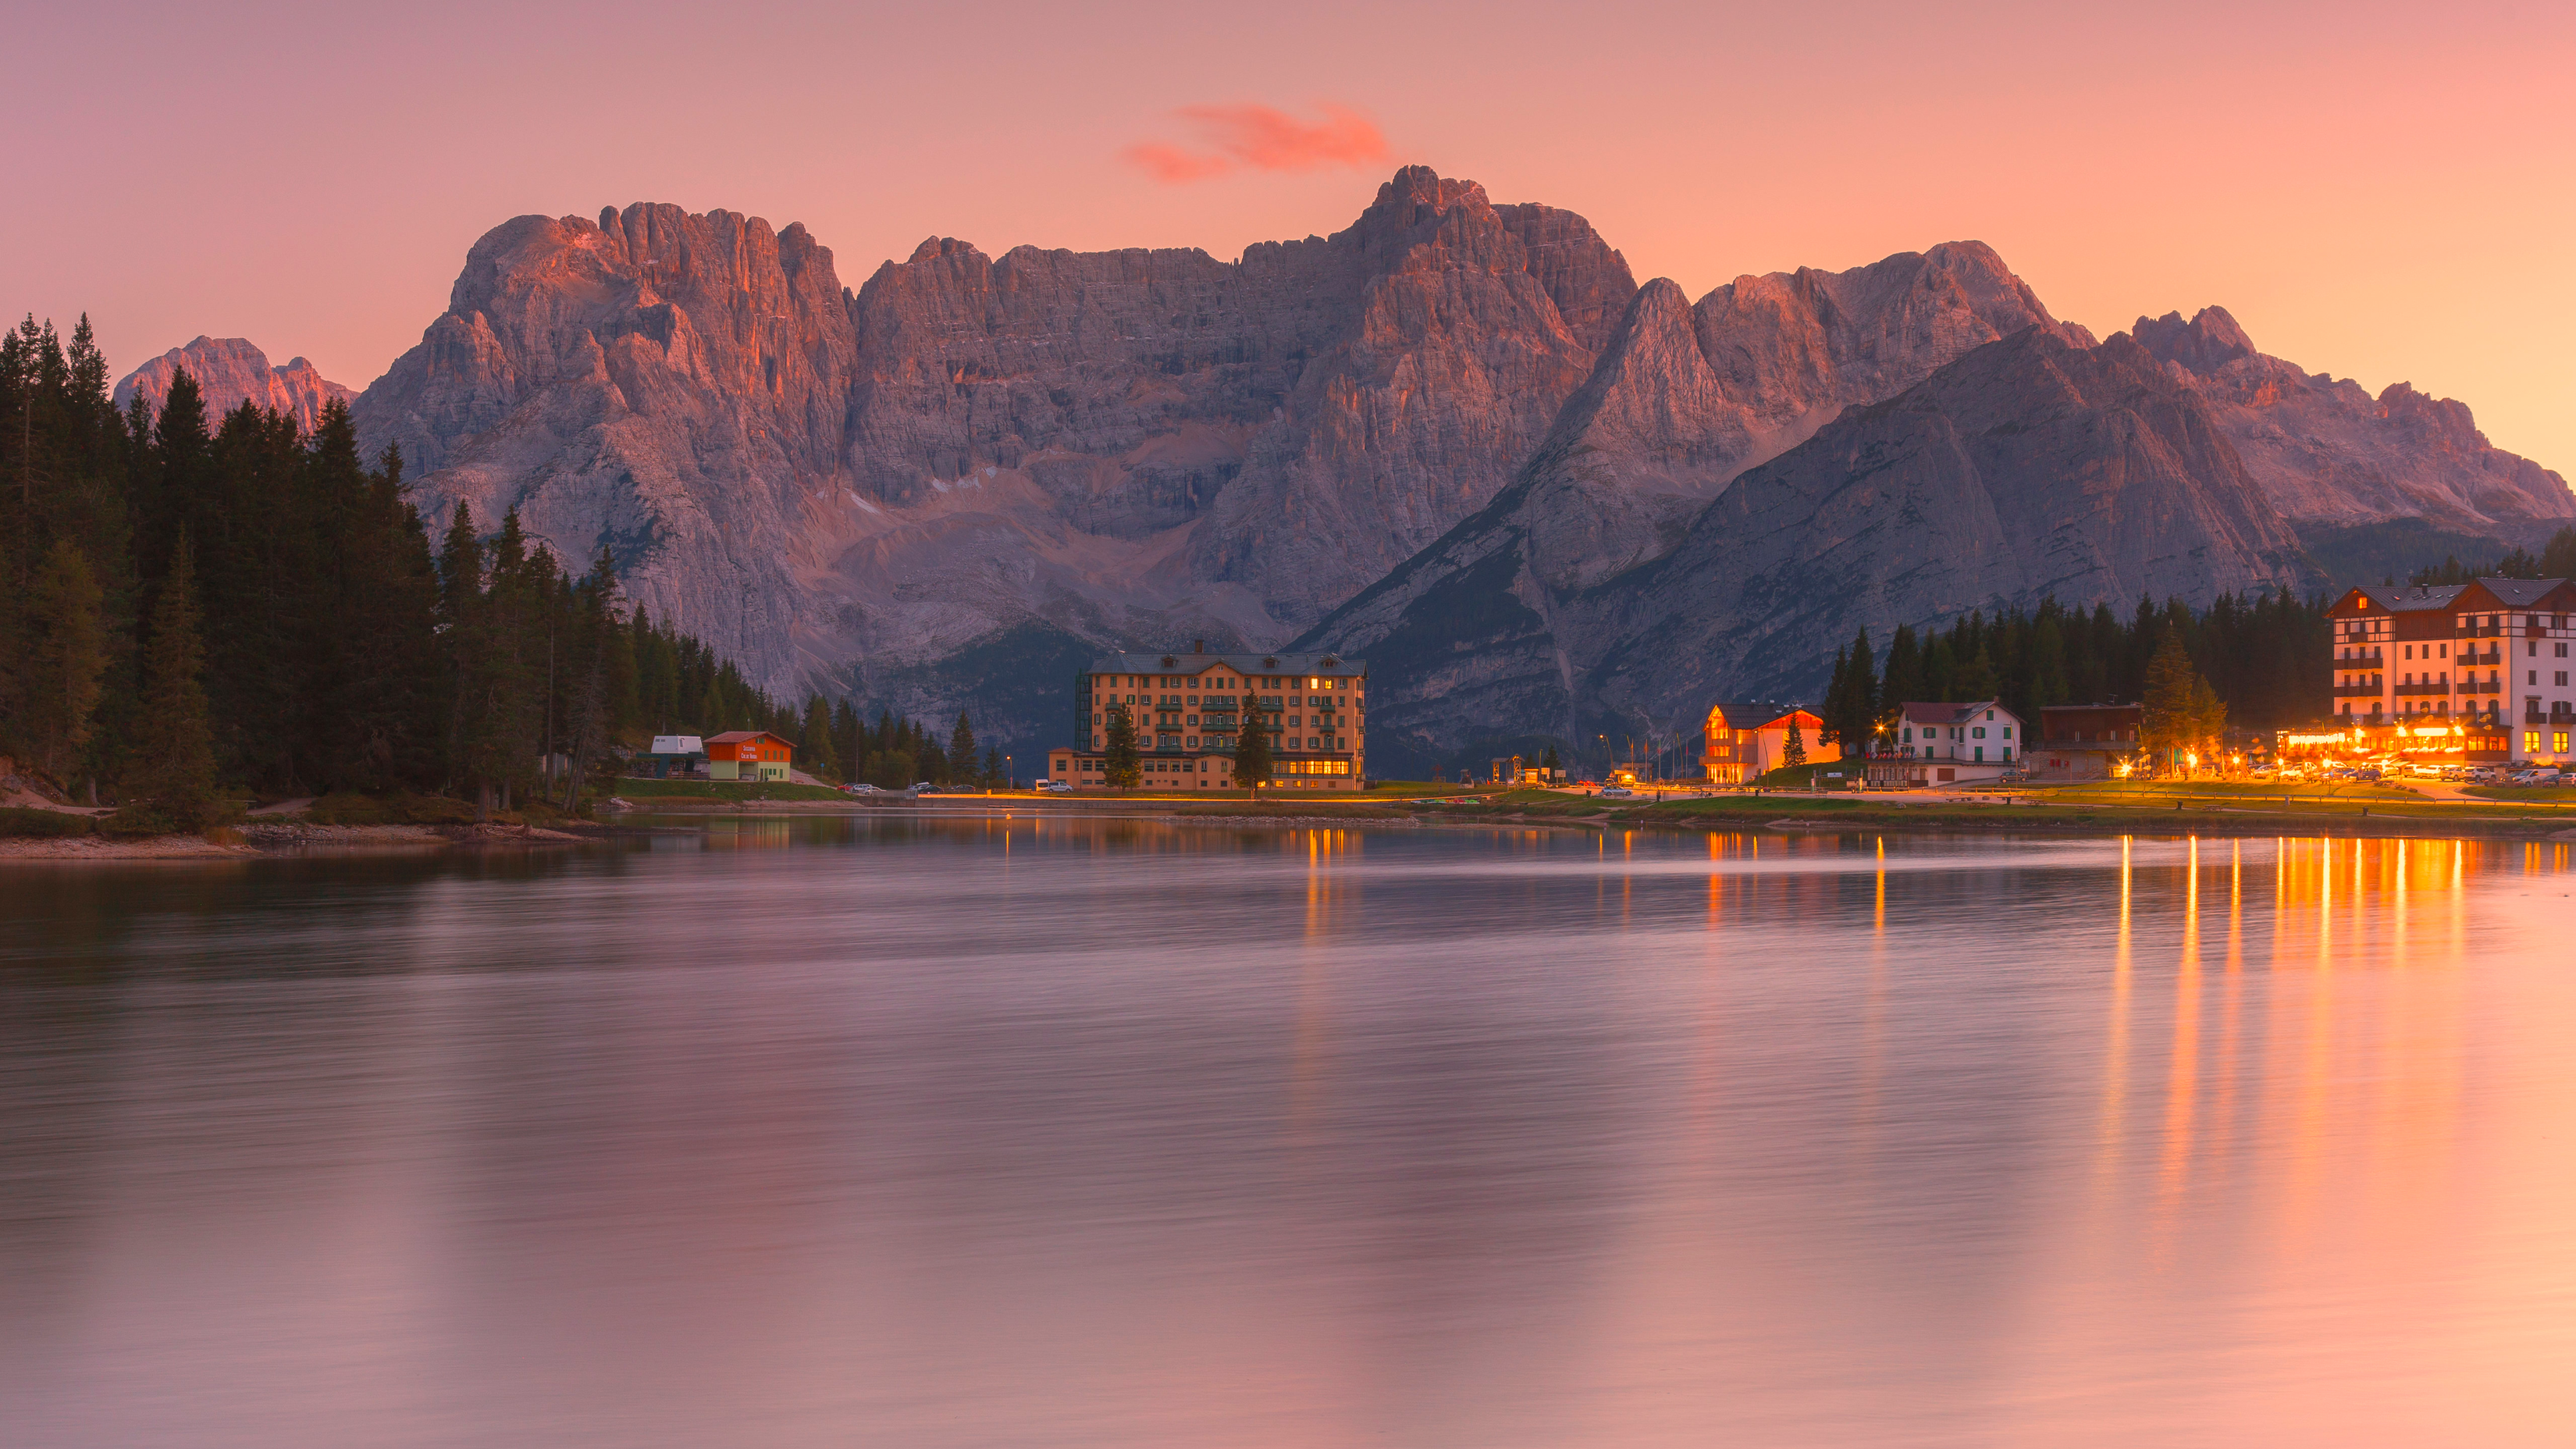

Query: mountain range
left=117, top=167, right=2572, bottom=769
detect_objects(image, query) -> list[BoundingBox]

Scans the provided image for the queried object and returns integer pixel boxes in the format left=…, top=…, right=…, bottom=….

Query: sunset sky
left=9, top=0, right=2571, bottom=469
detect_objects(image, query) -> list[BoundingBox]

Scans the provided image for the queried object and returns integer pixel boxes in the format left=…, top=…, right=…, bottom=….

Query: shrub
left=98, top=804, right=178, bottom=838
left=304, top=792, right=478, bottom=826
left=0, top=806, right=95, bottom=838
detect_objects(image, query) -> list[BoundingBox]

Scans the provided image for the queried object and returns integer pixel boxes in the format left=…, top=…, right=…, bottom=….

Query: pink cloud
left=1123, top=104, right=1389, bottom=183
left=1120, top=142, right=1236, bottom=184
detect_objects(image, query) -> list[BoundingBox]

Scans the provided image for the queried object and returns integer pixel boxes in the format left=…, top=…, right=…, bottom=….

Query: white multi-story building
left=1879, top=700, right=2024, bottom=785
left=2326, top=578, right=2574, bottom=765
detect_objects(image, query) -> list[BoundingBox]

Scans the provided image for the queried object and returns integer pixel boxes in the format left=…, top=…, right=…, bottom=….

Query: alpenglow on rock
left=343, top=169, right=1638, bottom=730
left=1301, top=326, right=2314, bottom=774
left=115, top=336, right=354, bottom=436
left=2130, top=306, right=2572, bottom=528
left=130, top=164, right=2549, bottom=760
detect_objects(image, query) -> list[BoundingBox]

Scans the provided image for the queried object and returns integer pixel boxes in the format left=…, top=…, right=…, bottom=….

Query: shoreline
left=0, top=818, right=668, bottom=862
left=9, top=796, right=2574, bottom=861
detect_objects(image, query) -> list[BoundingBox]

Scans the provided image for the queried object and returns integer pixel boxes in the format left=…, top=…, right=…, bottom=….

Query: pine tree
left=1227, top=696, right=1268, bottom=796
left=1821, top=645, right=1851, bottom=746
left=1879, top=624, right=1923, bottom=734
left=1953, top=646, right=1998, bottom=704
left=22, top=538, right=107, bottom=780
left=948, top=710, right=977, bottom=785
left=130, top=533, right=221, bottom=829
left=1838, top=625, right=1877, bottom=751
left=2141, top=628, right=2202, bottom=775
left=1104, top=703, right=1143, bottom=789
left=2188, top=676, right=2229, bottom=772
left=834, top=699, right=860, bottom=784
left=916, top=723, right=949, bottom=784
left=1782, top=714, right=1807, bottom=769
left=802, top=695, right=841, bottom=782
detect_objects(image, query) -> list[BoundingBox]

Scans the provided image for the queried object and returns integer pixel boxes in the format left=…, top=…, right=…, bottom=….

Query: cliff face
left=350, top=205, right=858, bottom=688
left=2132, top=306, right=2572, bottom=527
left=1306, top=327, right=2311, bottom=772
left=347, top=169, right=1635, bottom=729
left=222, top=167, right=2560, bottom=757
left=1577, top=329, right=2309, bottom=725
left=1296, top=245, right=2086, bottom=771
left=841, top=168, right=1634, bottom=624
left=115, top=336, right=354, bottom=435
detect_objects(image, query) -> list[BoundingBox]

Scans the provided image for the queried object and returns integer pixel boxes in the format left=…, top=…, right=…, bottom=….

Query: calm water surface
left=5, top=819, right=2574, bottom=1447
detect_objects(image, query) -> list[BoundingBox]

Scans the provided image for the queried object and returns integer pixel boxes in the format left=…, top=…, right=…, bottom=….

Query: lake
left=4, top=818, right=2573, bottom=1447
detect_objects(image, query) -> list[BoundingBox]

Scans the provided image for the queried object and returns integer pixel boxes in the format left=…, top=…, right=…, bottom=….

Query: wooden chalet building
left=705, top=730, right=795, bottom=782
left=1700, top=703, right=1834, bottom=785
left=2026, top=704, right=2144, bottom=781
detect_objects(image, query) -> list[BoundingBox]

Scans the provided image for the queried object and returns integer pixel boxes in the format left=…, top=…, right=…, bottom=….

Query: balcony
left=2393, top=679, right=2451, bottom=696
left=2464, top=648, right=2501, bottom=667
left=2331, top=683, right=2382, bottom=697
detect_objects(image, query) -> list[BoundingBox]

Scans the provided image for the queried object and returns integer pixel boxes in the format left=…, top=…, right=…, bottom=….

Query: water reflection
left=3, top=823, right=2573, bottom=1447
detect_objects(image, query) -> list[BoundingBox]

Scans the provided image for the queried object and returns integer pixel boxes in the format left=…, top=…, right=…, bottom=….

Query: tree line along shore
left=0, top=319, right=994, bottom=836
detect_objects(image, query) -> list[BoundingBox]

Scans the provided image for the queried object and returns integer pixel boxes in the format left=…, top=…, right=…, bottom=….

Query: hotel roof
left=2343, top=577, right=2572, bottom=613
left=1087, top=651, right=1367, bottom=675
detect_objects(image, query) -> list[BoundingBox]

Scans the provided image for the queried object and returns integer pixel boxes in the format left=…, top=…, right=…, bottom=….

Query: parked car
left=840, top=782, right=880, bottom=795
left=1037, top=780, right=1073, bottom=793
left=1599, top=785, right=1638, bottom=799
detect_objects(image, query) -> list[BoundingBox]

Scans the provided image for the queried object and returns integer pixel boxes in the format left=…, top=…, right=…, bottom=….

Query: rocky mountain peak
left=2118, top=304, right=2569, bottom=525
left=114, top=336, right=355, bottom=434
left=2133, top=305, right=2257, bottom=375
left=306, top=172, right=2566, bottom=761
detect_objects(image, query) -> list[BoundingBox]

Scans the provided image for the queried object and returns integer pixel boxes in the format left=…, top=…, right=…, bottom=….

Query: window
left=2559, top=732, right=2572, bottom=754
left=2002, top=725, right=2012, bottom=739
left=2527, top=732, right=2542, bottom=752
left=1973, top=727, right=1987, bottom=739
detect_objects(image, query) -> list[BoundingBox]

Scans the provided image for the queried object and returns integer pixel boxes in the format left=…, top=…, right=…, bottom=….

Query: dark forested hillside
left=1816, top=591, right=2335, bottom=753
left=0, top=314, right=801, bottom=819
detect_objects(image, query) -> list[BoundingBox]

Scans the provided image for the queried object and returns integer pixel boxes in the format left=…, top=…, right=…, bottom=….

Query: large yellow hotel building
left=1046, top=648, right=1369, bottom=791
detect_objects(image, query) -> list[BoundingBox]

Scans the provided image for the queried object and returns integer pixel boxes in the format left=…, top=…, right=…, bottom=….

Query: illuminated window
left=2526, top=732, right=2542, bottom=752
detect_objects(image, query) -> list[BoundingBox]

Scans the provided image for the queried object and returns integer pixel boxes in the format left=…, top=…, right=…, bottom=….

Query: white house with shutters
left=1881, top=700, right=2024, bottom=785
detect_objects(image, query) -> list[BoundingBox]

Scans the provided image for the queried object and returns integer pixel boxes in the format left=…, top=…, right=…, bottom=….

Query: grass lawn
left=2464, top=785, right=2576, bottom=805
left=614, top=777, right=852, bottom=803
left=1178, top=802, right=1414, bottom=819
left=2039, top=779, right=2425, bottom=804
left=1751, top=761, right=1863, bottom=788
